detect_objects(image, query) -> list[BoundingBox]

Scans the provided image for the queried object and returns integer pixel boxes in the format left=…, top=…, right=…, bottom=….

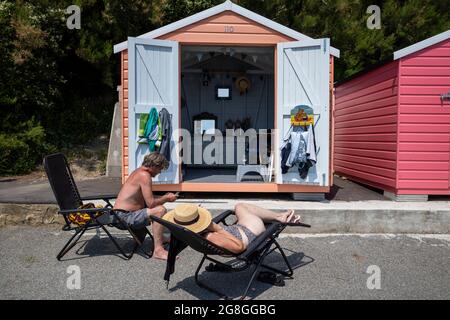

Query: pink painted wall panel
left=398, top=39, right=450, bottom=195
left=335, top=37, right=450, bottom=196
left=334, top=61, right=399, bottom=192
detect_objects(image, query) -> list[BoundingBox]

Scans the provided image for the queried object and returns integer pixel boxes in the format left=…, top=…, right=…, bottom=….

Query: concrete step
left=1, top=200, right=449, bottom=234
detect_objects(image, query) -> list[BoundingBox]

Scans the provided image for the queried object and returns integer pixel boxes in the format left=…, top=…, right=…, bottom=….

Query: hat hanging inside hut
left=235, top=76, right=251, bottom=95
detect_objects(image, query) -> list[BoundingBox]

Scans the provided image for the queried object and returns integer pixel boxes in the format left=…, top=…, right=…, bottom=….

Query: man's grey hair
left=142, top=152, right=169, bottom=170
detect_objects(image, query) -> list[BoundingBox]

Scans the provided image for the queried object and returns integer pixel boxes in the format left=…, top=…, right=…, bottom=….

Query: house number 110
left=224, top=26, right=234, bottom=33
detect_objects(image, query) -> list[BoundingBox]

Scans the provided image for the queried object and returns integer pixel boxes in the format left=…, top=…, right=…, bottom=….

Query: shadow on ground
left=168, top=249, right=314, bottom=300
left=57, top=233, right=154, bottom=262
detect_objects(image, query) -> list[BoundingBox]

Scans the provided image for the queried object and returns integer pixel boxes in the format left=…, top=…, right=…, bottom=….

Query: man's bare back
left=112, top=164, right=177, bottom=260
left=114, top=167, right=151, bottom=211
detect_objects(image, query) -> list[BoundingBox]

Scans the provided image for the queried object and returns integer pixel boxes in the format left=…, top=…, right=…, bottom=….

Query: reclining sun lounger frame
left=151, top=210, right=310, bottom=300
left=44, top=153, right=153, bottom=261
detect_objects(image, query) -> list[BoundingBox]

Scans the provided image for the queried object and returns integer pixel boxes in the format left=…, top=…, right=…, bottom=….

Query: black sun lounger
left=151, top=210, right=310, bottom=300
left=44, top=153, right=153, bottom=260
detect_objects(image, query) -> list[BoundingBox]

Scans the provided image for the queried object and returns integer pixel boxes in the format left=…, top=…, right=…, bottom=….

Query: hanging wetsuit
left=158, top=108, right=172, bottom=162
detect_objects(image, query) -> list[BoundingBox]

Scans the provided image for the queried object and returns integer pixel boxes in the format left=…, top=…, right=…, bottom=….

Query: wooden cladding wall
left=122, top=50, right=129, bottom=183
left=334, top=61, right=400, bottom=192
left=159, top=11, right=294, bottom=45
left=397, top=39, right=450, bottom=194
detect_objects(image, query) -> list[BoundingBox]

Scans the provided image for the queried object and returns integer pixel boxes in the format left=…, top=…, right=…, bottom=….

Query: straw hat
left=163, top=204, right=212, bottom=233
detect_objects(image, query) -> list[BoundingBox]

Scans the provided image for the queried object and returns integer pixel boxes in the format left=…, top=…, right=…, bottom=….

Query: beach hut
left=113, top=0, right=339, bottom=198
left=334, top=30, right=450, bottom=200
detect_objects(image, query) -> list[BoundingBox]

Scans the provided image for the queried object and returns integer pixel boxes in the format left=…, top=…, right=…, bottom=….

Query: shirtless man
left=113, top=152, right=178, bottom=260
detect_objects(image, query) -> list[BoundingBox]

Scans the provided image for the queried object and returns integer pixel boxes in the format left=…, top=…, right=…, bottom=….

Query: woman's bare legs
left=234, top=203, right=296, bottom=238
left=236, top=203, right=294, bottom=222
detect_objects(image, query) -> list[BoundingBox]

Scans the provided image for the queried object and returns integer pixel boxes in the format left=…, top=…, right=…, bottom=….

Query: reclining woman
left=164, top=202, right=302, bottom=254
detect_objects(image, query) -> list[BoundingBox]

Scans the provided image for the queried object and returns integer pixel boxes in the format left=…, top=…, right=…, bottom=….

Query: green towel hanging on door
left=144, top=107, right=159, bottom=151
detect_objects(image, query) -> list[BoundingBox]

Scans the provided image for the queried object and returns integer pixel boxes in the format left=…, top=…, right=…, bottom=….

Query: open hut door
left=128, top=37, right=180, bottom=184
left=276, top=39, right=330, bottom=186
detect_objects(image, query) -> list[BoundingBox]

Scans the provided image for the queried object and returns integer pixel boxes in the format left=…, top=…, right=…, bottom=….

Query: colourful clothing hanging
left=143, top=107, right=160, bottom=151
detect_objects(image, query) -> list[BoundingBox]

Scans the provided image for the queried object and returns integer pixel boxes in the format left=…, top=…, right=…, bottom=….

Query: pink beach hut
left=334, top=30, right=450, bottom=201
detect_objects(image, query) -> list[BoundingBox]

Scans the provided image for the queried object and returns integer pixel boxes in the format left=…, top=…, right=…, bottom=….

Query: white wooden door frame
left=128, top=37, right=180, bottom=183
left=276, top=39, right=330, bottom=185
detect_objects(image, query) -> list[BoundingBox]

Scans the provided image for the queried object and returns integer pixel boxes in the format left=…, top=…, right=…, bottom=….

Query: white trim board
left=113, top=0, right=340, bottom=58
left=393, top=29, right=450, bottom=60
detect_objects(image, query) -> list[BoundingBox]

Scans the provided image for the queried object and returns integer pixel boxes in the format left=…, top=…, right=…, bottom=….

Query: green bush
left=0, top=120, right=52, bottom=175
left=0, top=134, right=33, bottom=175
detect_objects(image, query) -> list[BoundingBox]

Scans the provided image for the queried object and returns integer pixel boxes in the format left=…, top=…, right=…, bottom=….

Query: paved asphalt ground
left=1, top=225, right=448, bottom=300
